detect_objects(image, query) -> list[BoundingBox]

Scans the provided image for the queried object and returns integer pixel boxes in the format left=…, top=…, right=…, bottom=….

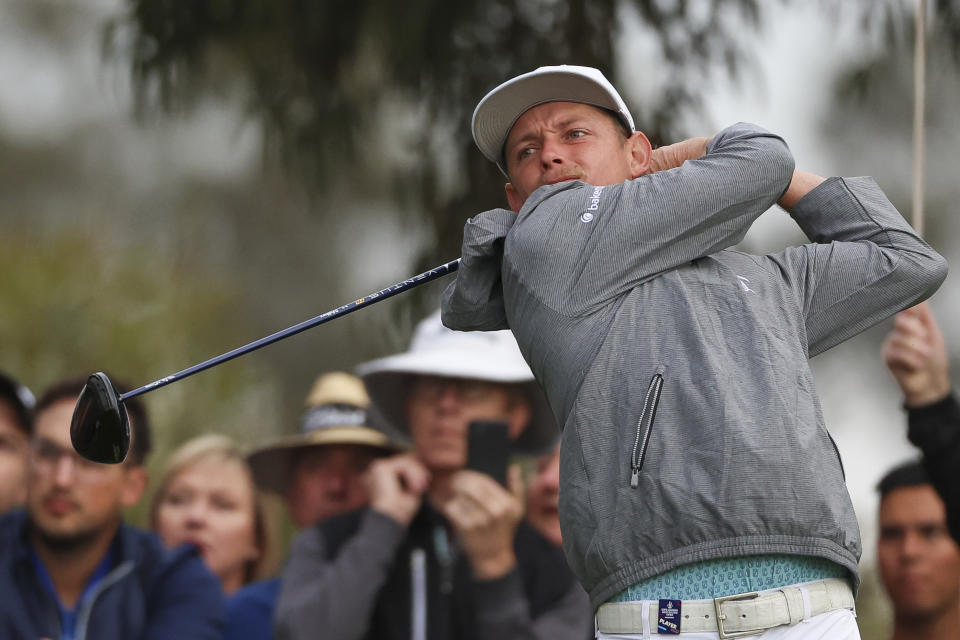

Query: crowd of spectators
left=0, top=301, right=956, bottom=639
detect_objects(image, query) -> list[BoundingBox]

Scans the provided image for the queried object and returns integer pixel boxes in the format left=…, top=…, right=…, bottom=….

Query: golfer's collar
left=518, top=180, right=586, bottom=217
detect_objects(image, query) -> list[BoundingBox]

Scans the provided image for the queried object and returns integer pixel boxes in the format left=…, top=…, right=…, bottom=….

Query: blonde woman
left=151, top=435, right=272, bottom=595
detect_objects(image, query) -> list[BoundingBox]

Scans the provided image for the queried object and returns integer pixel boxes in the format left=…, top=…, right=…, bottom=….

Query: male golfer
left=441, top=65, right=948, bottom=638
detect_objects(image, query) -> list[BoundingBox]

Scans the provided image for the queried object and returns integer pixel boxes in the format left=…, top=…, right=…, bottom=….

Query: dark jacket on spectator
left=0, top=509, right=224, bottom=640
left=275, top=504, right=591, bottom=640
left=908, top=392, right=960, bottom=543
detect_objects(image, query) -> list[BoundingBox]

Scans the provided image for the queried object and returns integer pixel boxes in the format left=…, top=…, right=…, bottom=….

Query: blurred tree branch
left=109, top=0, right=767, bottom=269
left=830, top=0, right=960, bottom=104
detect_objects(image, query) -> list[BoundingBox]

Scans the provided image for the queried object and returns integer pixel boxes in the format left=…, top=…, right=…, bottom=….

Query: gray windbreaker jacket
left=441, top=123, right=948, bottom=608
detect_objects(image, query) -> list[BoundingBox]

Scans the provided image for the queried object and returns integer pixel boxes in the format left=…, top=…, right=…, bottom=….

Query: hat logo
left=580, top=212, right=594, bottom=223
left=302, top=405, right=366, bottom=433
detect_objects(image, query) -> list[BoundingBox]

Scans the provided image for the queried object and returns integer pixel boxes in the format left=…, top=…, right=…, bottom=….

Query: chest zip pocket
left=630, top=373, right=664, bottom=488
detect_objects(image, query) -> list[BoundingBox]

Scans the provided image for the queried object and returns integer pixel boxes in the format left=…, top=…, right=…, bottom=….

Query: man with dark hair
left=0, top=371, right=35, bottom=514
left=0, top=375, right=224, bottom=639
left=883, top=301, right=960, bottom=543
left=876, top=461, right=960, bottom=640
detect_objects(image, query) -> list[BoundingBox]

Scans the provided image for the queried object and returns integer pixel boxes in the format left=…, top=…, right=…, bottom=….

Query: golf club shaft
left=118, top=258, right=461, bottom=402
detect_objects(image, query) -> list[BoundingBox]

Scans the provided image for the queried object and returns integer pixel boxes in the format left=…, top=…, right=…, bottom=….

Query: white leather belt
left=595, top=578, right=855, bottom=638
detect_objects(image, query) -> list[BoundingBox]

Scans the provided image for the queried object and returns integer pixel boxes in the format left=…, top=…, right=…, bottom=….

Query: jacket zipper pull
left=629, top=372, right=663, bottom=489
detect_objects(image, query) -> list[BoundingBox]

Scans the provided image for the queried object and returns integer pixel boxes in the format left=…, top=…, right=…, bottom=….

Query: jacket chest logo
left=737, top=275, right=756, bottom=294
left=581, top=186, right=604, bottom=223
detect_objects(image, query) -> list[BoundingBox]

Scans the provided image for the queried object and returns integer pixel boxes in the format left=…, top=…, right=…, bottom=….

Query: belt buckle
left=714, top=590, right=760, bottom=639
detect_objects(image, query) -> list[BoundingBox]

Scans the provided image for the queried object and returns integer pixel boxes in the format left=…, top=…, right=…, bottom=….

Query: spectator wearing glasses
left=0, top=376, right=223, bottom=639
left=274, top=311, right=588, bottom=640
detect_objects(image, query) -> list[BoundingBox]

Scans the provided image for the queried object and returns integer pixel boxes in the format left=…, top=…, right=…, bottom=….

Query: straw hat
left=356, top=311, right=558, bottom=455
left=247, top=372, right=402, bottom=494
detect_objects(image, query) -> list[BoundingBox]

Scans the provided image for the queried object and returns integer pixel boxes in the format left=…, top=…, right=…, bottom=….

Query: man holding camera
left=274, top=311, right=587, bottom=640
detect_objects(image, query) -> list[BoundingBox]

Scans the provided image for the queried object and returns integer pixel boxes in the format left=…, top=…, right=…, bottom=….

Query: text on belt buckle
left=714, top=591, right=760, bottom=639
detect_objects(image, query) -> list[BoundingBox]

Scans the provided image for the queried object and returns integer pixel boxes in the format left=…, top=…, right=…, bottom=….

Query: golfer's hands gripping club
left=367, top=454, right=430, bottom=527
left=647, top=136, right=827, bottom=214
left=648, top=136, right=711, bottom=174
left=441, top=466, right=524, bottom=580
left=883, top=301, right=951, bottom=407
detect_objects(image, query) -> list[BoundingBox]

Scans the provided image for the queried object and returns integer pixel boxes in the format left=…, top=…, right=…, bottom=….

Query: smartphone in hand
left=466, top=420, right=510, bottom=486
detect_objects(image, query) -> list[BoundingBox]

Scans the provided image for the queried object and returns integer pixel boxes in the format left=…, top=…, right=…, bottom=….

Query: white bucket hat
left=247, top=372, right=403, bottom=494
left=356, top=311, right=558, bottom=455
left=472, top=65, right=635, bottom=174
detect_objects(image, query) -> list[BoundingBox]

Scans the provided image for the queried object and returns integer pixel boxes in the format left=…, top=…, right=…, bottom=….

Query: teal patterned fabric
left=609, top=555, right=848, bottom=602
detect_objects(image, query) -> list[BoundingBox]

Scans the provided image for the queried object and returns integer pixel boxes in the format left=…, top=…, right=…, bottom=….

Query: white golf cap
left=356, top=311, right=558, bottom=455
left=472, top=65, right=635, bottom=174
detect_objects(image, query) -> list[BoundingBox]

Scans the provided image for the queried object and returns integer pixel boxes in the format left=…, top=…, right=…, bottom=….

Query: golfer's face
left=503, top=101, right=646, bottom=211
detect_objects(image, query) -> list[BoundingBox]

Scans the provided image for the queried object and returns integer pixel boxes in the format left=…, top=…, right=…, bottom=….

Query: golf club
left=71, top=258, right=461, bottom=464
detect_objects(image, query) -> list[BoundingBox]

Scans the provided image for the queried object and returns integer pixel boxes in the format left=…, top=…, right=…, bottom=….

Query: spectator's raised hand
left=882, top=301, right=951, bottom=407
left=441, top=466, right=524, bottom=580
left=366, top=453, right=430, bottom=527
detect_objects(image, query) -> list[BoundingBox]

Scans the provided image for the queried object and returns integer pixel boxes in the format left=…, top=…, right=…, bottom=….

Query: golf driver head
left=70, top=372, right=130, bottom=464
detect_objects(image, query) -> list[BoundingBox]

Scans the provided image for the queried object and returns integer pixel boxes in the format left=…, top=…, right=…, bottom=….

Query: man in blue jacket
left=0, top=376, right=224, bottom=639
